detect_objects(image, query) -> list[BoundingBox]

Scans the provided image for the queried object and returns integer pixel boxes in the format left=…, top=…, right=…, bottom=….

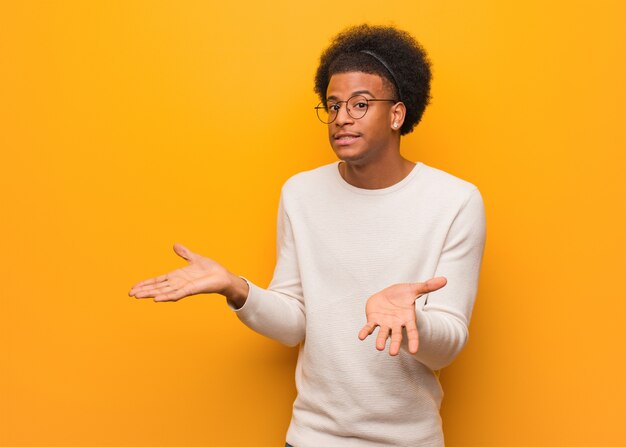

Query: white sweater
left=233, top=161, right=486, bottom=447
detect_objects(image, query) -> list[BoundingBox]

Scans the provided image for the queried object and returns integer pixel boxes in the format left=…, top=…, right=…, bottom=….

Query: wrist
left=223, top=273, right=249, bottom=309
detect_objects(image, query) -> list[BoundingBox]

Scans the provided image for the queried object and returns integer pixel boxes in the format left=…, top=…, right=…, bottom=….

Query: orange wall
left=1, top=1, right=624, bottom=446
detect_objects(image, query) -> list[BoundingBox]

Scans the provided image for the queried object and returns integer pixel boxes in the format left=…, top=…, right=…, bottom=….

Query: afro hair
left=314, top=24, right=432, bottom=135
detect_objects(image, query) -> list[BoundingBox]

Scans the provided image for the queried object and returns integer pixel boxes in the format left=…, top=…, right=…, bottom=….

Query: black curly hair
left=314, top=24, right=432, bottom=136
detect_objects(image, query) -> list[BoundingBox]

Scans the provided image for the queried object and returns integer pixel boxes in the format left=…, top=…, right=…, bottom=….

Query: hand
left=128, top=243, right=236, bottom=302
left=358, top=277, right=447, bottom=356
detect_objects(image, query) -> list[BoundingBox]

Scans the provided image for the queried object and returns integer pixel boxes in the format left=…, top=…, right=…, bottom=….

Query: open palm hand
left=128, top=243, right=231, bottom=302
left=358, top=277, right=447, bottom=356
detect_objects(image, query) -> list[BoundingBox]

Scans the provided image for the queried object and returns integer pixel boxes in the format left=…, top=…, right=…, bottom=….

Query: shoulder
left=419, top=163, right=478, bottom=194
left=416, top=164, right=484, bottom=221
left=417, top=163, right=483, bottom=207
left=280, top=162, right=338, bottom=197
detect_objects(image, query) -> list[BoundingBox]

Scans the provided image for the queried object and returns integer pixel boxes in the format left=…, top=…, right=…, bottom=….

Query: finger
left=130, top=278, right=172, bottom=296
left=173, top=243, right=195, bottom=261
left=158, top=282, right=196, bottom=301
left=358, top=322, right=378, bottom=340
left=405, top=320, right=419, bottom=354
left=153, top=285, right=191, bottom=302
left=415, top=276, right=447, bottom=296
left=129, top=274, right=169, bottom=295
left=375, top=326, right=390, bottom=351
left=133, top=282, right=175, bottom=298
left=389, top=325, right=403, bottom=356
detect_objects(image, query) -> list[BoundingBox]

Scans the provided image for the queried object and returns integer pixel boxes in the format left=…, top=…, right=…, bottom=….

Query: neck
left=339, top=151, right=415, bottom=189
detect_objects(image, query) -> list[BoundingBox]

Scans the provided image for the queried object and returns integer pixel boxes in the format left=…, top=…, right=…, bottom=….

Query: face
left=325, top=72, right=400, bottom=165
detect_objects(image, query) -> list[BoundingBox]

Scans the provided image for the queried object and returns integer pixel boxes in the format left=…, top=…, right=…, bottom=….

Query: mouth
left=333, top=133, right=361, bottom=146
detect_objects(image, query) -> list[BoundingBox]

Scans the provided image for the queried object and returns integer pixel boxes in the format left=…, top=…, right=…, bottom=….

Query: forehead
left=326, top=72, right=390, bottom=99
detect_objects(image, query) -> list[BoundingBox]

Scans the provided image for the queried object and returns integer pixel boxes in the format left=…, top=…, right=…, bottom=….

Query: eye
left=354, top=101, right=368, bottom=109
left=328, top=103, right=341, bottom=112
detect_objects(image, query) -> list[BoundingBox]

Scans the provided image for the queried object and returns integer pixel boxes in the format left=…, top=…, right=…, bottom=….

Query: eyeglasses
left=315, top=95, right=397, bottom=124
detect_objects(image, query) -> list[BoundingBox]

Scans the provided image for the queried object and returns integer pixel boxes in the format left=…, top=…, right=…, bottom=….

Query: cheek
left=367, top=115, right=389, bottom=136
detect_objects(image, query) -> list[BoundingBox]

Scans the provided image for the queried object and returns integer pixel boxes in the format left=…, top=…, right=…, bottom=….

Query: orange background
left=1, top=1, right=625, bottom=446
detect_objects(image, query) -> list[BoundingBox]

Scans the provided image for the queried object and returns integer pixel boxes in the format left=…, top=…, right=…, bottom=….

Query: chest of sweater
left=288, top=189, right=454, bottom=296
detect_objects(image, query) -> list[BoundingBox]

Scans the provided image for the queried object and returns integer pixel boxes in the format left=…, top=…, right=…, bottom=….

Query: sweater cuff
left=414, top=294, right=434, bottom=365
left=226, top=276, right=261, bottom=317
left=415, top=303, right=431, bottom=347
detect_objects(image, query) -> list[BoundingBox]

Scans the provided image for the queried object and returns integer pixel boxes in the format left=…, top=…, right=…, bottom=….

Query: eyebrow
left=326, top=90, right=375, bottom=101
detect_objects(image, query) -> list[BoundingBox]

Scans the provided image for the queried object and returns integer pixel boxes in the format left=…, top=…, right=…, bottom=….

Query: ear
left=390, top=102, right=406, bottom=131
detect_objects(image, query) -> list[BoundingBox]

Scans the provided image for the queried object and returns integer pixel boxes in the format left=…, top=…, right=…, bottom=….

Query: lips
left=334, top=132, right=361, bottom=146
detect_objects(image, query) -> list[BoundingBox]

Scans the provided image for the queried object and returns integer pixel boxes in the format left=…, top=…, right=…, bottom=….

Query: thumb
left=173, top=243, right=196, bottom=262
left=414, top=277, right=447, bottom=297
left=424, top=276, right=447, bottom=292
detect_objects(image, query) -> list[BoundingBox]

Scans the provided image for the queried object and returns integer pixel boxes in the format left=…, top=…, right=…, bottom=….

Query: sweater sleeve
left=410, top=188, right=486, bottom=370
left=229, top=193, right=306, bottom=347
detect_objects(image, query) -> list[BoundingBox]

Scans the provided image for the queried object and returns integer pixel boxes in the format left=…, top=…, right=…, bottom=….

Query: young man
left=130, top=24, right=486, bottom=447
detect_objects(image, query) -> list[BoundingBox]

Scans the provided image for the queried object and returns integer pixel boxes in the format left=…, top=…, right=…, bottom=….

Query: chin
left=332, top=146, right=366, bottom=163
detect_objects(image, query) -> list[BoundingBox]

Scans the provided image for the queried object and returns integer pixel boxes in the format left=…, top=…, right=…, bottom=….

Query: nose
left=334, top=102, right=354, bottom=127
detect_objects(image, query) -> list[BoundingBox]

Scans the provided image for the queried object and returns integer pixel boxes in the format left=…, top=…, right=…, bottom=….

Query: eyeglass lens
left=316, top=95, right=369, bottom=124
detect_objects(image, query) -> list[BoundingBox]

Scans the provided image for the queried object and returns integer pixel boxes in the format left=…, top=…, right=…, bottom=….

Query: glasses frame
left=314, top=95, right=398, bottom=124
